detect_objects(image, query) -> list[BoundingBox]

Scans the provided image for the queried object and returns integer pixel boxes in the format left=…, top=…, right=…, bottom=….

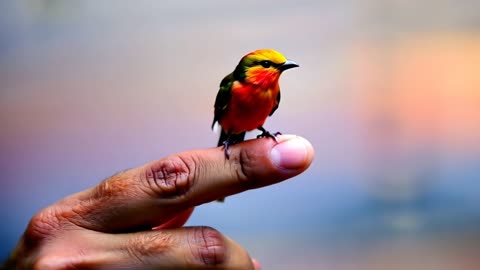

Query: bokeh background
left=1, top=1, right=480, bottom=269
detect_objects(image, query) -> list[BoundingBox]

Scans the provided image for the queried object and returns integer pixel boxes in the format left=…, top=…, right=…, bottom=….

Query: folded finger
left=36, top=227, right=255, bottom=270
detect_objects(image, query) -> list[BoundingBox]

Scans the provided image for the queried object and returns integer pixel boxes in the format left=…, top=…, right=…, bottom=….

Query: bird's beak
left=278, top=60, right=299, bottom=71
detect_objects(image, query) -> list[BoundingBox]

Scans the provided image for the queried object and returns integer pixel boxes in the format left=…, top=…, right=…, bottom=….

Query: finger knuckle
left=143, top=155, right=196, bottom=199
left=230, top=148, right=257, bottom=189
left=188, top=226, right=225, bottom=266
left=25, top=207, right=62, bottom=244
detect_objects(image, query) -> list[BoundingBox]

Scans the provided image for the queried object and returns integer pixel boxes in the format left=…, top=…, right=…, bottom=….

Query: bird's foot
left=257, top=129, right=282, bottom=143
left=222, top=140, right=231, bottom=159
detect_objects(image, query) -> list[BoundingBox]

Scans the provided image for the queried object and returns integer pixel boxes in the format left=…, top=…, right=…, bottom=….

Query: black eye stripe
left=260, top=60, right=271, bottom=68
left=256, top=60, right=282, bottom=68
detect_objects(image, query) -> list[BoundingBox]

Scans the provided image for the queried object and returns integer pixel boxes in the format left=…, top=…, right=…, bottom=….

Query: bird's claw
left=222, top=140, right=231, bottom=159
left=257, top=130, right=282, bottom=142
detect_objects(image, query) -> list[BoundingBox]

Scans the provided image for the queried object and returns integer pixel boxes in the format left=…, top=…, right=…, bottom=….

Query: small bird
left=212, top=49, right=299, bottom=159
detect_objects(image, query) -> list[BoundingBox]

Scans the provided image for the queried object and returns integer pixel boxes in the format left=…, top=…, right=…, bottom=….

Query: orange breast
left=219, top=81, right=279, bottom=134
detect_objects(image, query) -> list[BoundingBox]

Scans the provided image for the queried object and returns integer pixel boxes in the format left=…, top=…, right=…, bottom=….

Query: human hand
left=5, top=135, right=314, bottom=269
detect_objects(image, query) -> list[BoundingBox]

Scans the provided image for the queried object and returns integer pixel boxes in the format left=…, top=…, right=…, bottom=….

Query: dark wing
left=212, top=73, right=234, bottom=129
left=269, top=91, right=281, bottom=116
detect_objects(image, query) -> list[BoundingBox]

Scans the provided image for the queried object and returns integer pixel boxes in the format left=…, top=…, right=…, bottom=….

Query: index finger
left=56, top=135, right=314, bottom=232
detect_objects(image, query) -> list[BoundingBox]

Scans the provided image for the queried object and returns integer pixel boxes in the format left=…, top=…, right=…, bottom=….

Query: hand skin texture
left=4, top=135, right=314, bottom=270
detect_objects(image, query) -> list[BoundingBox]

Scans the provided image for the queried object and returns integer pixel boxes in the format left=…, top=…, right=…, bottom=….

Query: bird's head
left=233, top=49, right=299, bottom=85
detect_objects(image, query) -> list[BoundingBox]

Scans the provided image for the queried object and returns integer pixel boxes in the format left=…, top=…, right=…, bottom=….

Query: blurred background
left=1, top=0, right=480, bottom=269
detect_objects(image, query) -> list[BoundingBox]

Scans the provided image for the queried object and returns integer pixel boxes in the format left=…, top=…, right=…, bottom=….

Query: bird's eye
left=259, top=60, right=272, bottom=68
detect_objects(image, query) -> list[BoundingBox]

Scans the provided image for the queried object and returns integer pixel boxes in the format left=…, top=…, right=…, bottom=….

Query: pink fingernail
left=270, top=137, right=309, bottom=169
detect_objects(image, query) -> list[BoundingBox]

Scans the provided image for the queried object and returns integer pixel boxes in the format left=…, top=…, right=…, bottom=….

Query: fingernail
left=252, top=258, right=262, bottom=270
left=270, top=137, right=309, bottom=169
